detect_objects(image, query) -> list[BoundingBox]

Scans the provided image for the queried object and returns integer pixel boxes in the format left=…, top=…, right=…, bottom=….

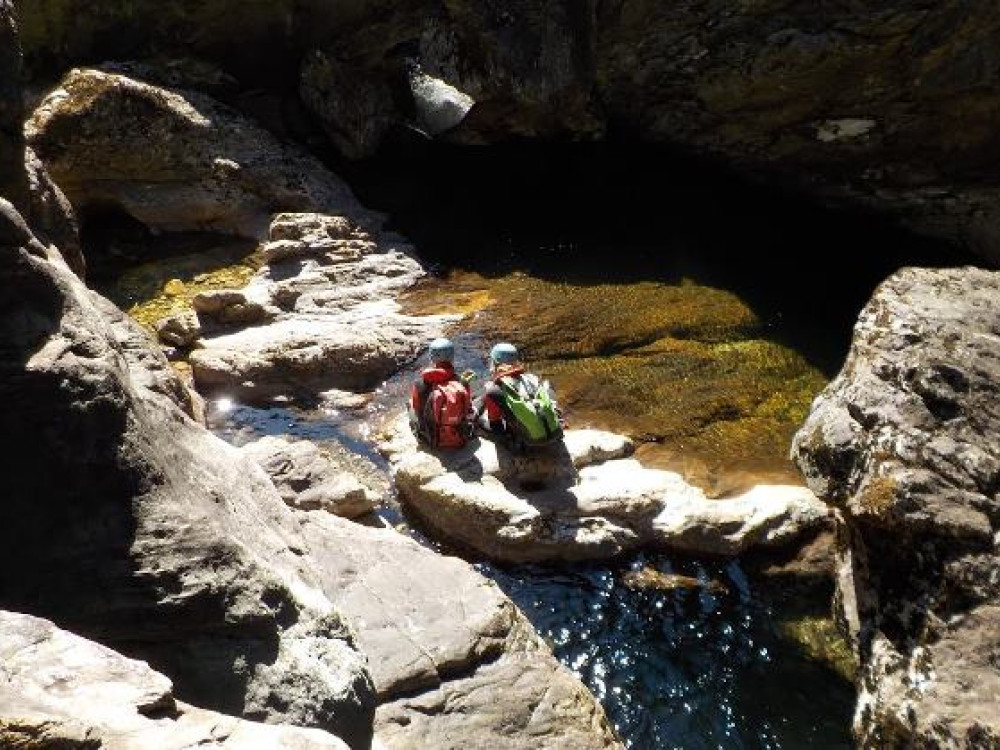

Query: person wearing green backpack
left=475, top=342, right=566, bottom=451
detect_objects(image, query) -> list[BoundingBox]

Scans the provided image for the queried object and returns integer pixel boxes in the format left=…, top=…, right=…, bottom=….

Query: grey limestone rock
left=297, top=512, right=623, bottom=749
left=26, top=68, right=376, bottom=242
left=0, top=610, right=351, bottom=750
left=190, top=212, right=456, bottom=400
left=792, top=266, right=1000, bottom=746
left=0, top=199, right=375, bottom=749
left=242, top=436, right=378, bottom=518
left=384, top=420, right=828, bottom=563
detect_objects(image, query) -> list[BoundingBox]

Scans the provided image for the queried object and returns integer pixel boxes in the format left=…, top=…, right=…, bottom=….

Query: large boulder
left=0, top=610, right=351, bottom=750
left=297, top=512, right=622, bottom=749
left=26, top=68, right=373, bottom=241
left=386, top=421, right=828, bottom=563
left=189, top=212, right=455, bottom=400
left=792, top=267, right=1000, bottom=746
left=0, top=199, right=375, bottom=748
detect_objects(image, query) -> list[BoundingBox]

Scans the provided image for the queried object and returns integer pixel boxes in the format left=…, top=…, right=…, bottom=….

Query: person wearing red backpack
left=409, top=337, right=475, bottom=449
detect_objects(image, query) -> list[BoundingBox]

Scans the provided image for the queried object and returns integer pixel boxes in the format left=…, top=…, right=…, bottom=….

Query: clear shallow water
left=209, top=399, right=854, bottom=750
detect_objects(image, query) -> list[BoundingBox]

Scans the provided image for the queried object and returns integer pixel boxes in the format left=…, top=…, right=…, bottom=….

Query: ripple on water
left=482, top=555, right=854, bottom=750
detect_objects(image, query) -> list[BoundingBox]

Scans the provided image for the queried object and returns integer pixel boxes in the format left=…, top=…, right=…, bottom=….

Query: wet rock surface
left=0, top=610, right=351, bottom=750
left=792, top=266, right=1000, bottom=746
left=386, top=421, right=828, bottom=563
left=0, top=200, right=375, bottom=748
left=189, top=213, right=455, bottom=400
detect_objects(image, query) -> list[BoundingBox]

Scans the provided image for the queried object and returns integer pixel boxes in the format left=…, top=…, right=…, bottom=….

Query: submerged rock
left=190, top=212, right=455, bottom=400
left=792, top=266, right=1000, bottom=746
left=0, top=610, right=351, bottom=750
left=26, top=68, right=374, bottom=241
left=242, top=436, right=377, bottom=518
left=0, top=200, right=375, bottom=748
left=386, top=420, right=828, bottom=563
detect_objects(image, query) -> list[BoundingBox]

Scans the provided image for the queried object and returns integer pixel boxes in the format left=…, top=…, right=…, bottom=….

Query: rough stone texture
left=155, top=310, right=203, bottom=348
left=0, top=199, right=375, bottom=749
left=792, top=267, right=1000, bottom=746
left=297, top=512, right=622, bottom=749
left=300, top=51, right=396, bottom=161
left=0, top=610, right=351, bottom=750
left=26, top=68, right=375, bottom=241
left=385, top=419, right=828, bottom=563
left=18, top=3, right=1000, bottom=256
left=0, top=0, right=25, bottom=207
left=0, top=4, right=83, bottom=277
left=190, top=213, right=455, bottom=400
left=242, top=436, right=377, bottom=518
left=193, top=288, right=277, bottom=325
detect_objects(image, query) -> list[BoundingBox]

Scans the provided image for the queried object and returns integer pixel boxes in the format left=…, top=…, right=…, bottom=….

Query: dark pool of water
left=210, top=398, right=854, bottom=750
left=484, top=555, right=854, bottom=750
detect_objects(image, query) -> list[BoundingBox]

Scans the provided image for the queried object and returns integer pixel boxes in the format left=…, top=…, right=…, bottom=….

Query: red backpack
left=423, top=379, right=473, bottom=448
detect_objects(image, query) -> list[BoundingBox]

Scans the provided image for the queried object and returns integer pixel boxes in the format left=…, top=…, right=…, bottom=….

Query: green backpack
left=496, top=373, right=563, bottom=446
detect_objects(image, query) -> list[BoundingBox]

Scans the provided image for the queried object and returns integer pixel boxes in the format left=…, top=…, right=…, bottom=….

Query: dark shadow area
left=338, top=139, right=987, bottom=376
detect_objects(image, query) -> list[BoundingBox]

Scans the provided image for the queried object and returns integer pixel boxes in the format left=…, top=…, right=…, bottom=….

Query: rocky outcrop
left=189, top=212, right=455, bottom=400
left=385, top=421, right=828, bottom=563
left=0, top=2, right=83, bottom=276
left=297, top=513, right=622, bottom=749
left=0, top=610, right=351, bottom=750
left=0, top=199, right=375, bottom=748
left=242, top=436, right=378, bottom=518
left=27, top=68, right=373, bottom=241
left=18, top=3, right=1000, bottom=257
left=792, top=267, right=1000, bottom=746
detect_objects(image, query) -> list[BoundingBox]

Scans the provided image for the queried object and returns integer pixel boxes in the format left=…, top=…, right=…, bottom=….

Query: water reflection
left=483, top=554, right=854, bottom=750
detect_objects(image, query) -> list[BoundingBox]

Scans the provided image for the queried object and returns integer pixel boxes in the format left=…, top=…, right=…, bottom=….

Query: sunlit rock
left=793, top=266, right=1000, bottom=746
left=409, top=66, right=475, bottom=135
left=386, top=417, right=827, bottom=562
left=0, top=200, right=376, bottom=748
left=190, top=213, right=456, bottom=400
left=242, top=436, right=377, bottom=518
left=298, top=513, right=622, bottom=749
left=27, top=68, right=375, bottom=242
left=0, top=610, right=351, bottom=750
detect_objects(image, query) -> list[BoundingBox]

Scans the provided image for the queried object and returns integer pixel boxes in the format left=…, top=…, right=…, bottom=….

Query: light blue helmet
left=428, top=337, right=454, bottom=363
left=490, top=342, right=518, bottom=366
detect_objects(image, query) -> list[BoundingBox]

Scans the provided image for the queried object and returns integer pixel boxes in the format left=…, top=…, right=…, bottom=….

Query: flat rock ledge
left=383, top=419, right=828, bottom=563
left=187, top=212, right=456, bottom=401
left=0, top=610, right=350, bottom=750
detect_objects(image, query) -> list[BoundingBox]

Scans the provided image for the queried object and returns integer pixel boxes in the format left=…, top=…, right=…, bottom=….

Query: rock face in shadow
left=19, top=2, right=1000, bottom=257
left=0, top=2, right=83, bottom=276
left=297, top=513, right=623, bottom=750
left=792, top=267, right=1000, bottom=746
left=0, top=199, right=375, bottom=749
left=385, top=421, right=828, bottom=563
left=27, top=68, right=374, bottom=241
left=0, top=0, right=25, bottom=207
left=0, top=610, right=351, bottom=750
